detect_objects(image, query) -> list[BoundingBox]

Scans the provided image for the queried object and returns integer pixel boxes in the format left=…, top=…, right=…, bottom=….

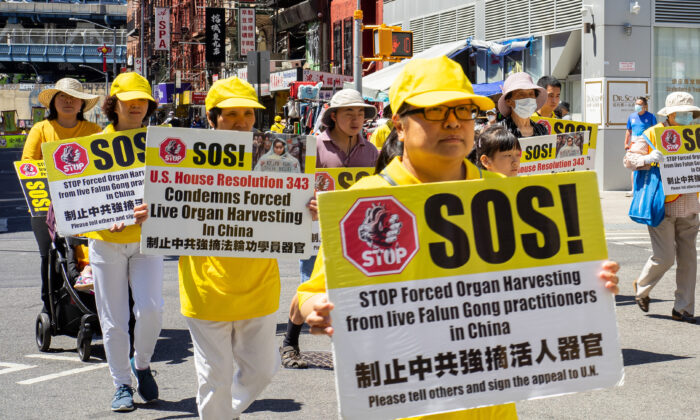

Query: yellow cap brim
left=216, top=97, right=265, bottom=110
left=115, top=91, right=156, bottom=103
left=406, top=91, right=495, bottom=112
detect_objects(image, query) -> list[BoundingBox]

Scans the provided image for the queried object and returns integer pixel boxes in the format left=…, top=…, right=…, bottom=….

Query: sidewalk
left=600, top=190, right=637, bottom=231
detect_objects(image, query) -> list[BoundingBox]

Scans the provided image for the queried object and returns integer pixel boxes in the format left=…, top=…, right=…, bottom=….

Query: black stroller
left=35, top=207, right=100, bottom=361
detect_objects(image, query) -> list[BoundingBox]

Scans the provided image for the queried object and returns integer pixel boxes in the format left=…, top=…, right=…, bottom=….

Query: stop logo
left=660, top=129, right=681, bottom=152
left=315, top=172, right=335, bottom=191
left=53, top=143, right=89, bottom=176
left=19, top=162, right=38, bottom=177
left=536, top=119, right=552, bottom=134
left=340, top=196, right=419, bottom=276
left=159, top=137, right=187, bottom=164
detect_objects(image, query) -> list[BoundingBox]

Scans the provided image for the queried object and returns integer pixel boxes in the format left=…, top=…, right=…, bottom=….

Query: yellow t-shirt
left=178, top=255, right=280, bottom=322
left=22, top=119, right=102, bottom=160
left=298, top=157, right=517, bottom=420
left=532, top=111, right=556, bottom=119
left=270, top=122, right=285, bottom=133
left=370, top=121, right=394, bottom=150
left=84, top=123, right=141, bottom=243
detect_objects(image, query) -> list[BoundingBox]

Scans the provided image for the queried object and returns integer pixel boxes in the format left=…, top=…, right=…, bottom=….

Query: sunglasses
left=401, top=104, right=480, bottom=121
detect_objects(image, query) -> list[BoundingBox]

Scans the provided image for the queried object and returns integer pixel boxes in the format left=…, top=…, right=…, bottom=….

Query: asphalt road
left=0, top=158, right=698, bottom=419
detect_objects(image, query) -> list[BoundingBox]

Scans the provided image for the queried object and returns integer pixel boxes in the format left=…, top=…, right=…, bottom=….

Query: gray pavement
left=0, top=188, right=698, bottom=419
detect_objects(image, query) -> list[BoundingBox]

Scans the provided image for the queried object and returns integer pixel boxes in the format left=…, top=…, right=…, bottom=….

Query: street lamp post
left=78, top=64, right=109, bottom=97
left=70, top=17, right=118, bottom=76
left=21, top=61, right=42, bottom=84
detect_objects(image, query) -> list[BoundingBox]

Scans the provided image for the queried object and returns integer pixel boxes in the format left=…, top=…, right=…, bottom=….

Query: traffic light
left=390, top=31, right=413, bottom=58
left=370, top=25, right=413, bottom=61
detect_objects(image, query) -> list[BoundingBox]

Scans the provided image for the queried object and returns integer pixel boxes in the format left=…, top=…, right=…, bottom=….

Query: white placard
left=141, top=127, right=315, bottom=259
left=519, top=132, right=594, bottom=175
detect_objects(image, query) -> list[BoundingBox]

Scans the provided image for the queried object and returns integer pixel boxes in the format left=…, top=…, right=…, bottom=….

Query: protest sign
left=315, top=167, right=374, bottom=192
left=141, top=127, right=315, bottom=259
left=519, top=132, right=594, bottom=175
left=41, top=128, right=147, bottom=235
left=652, top=124, right=700, bottom=195
left=318, top=172, right=622, bottom=420
left=14, top=159, right=51, bottom=216
left=531, top=116, right=598, bottom=150
left=310, top=167, right=375, bottom=254
left=0, top=134, right=27, bottom=149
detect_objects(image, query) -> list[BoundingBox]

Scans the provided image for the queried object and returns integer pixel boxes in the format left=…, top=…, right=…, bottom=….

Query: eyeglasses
left=401, top=104, right=480, bottom=121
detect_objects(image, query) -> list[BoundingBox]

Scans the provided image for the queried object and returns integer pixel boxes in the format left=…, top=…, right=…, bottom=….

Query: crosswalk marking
left=17, top=363, right=107, bottom=385
left=606, top=231, right=700, bottom=256
left=25, top=354, right=86, bottom=362
left=0, top=362, right=36, bottom=376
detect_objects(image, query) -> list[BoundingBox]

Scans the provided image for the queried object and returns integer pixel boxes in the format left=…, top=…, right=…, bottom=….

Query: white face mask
left=487, top=114, right=496, bottom=122
left=513, top=98, right=538, bottom=118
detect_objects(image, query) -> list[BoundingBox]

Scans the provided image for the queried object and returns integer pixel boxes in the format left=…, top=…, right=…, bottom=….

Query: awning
left=467, top=37, right=533, bottom=57
left=472, top=80, right=504, bottom=97
left=346, top=39, right=468, bottom=99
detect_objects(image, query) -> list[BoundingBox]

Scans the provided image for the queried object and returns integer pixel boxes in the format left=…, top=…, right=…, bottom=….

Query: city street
left=0, top=187, right=698, bottom=419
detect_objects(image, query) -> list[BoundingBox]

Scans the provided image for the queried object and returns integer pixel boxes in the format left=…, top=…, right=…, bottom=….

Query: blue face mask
left=634, top=104, right=643, bottom=113
left=675, top=112, right=694, bottom=126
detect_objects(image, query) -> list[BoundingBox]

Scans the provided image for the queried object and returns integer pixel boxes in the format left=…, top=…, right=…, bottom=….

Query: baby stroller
left=35, top=207, right=100, bottom=361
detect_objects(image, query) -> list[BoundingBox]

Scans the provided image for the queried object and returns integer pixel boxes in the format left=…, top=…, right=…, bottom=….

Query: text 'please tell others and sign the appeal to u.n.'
left=140, top=127, right=316, bottom=259
left=317, top=171, right=623, bottom=420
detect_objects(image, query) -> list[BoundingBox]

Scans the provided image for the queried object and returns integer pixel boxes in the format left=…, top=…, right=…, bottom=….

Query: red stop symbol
left=53, top=143, right=89, bottom=176
left=315, top=172, right=335, bottom=192
left=340, top=196, right=419, bottom=277
left=159, top=137, right=187, bottom=164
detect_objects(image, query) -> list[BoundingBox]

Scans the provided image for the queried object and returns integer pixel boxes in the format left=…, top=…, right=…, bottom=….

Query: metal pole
left=140, top=0, right=145, bottom=77
left=113, top=27, right=118, bottom=76
left=105, top=71, right=109, bottom=97
left=353, top=1, right=362, bottom=93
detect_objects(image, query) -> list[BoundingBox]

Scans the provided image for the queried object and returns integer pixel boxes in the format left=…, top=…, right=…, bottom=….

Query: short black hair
left=207, top=107, right=222, bottom=128
left=475, top=125, right=521, bottom=169
left=101, top=95, right=157, bottom=125
left=382, top=104, right=392, bottom=119
left=537, top=76, right=562, bottom=90
left=374, top=128, right=402, bottom=174
left=47, top=95, right=86, bottom=121
left=636, top=97, right=648, bottom=106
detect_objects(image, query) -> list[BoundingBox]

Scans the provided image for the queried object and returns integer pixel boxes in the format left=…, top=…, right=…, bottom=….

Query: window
left=333, top=22, right=342, bottom=71
left=653, top=27, right=700, bottom=113
left=343, top=19, right=353, bottom=76
left=524, top=36, right=543, bottom=81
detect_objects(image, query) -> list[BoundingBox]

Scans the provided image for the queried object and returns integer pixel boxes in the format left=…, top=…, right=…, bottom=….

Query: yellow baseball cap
left=110, top=72, right=156, bottom=102
left=274, top=115, right=282, bottom=122
left=205, top=77, right=265, bottom=111
left=389, top=56, right=494, bottom=113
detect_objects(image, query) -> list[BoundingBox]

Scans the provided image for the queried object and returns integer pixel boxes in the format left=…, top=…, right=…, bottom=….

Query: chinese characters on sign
left=141, top=127, right=316, bottom=259
left=206, top=8, right=225, bottom=64
left=239, top=8, right=256, bottom=57
left=318, top=173, right=623, bottom=419
left=41, top=129, right=148, bottom=235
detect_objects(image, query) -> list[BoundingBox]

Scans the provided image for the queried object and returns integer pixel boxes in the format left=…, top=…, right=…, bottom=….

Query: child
left=474, top=125, right=522, bottom=177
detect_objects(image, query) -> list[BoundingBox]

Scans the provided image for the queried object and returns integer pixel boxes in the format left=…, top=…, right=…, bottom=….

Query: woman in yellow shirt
left=298, top=56, right=620, bottom=420
left=84, top=72, right=162, bottom=412
left=22, top=78, right=101, bottom=312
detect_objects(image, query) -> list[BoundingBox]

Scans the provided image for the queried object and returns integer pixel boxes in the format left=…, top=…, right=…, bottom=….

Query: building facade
left=383, top=0, right=700, bottom=190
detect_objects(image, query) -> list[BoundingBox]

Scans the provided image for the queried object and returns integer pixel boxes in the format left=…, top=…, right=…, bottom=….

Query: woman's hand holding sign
left=599, top=260, right=620, bottom=295
left=134, top=203, right=149, bottom=225
left=305, top=296, right=334, bottom=336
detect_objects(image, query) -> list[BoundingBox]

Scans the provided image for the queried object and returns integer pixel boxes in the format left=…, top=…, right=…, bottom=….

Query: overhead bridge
left=0, top=29, right=126, bottom=64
